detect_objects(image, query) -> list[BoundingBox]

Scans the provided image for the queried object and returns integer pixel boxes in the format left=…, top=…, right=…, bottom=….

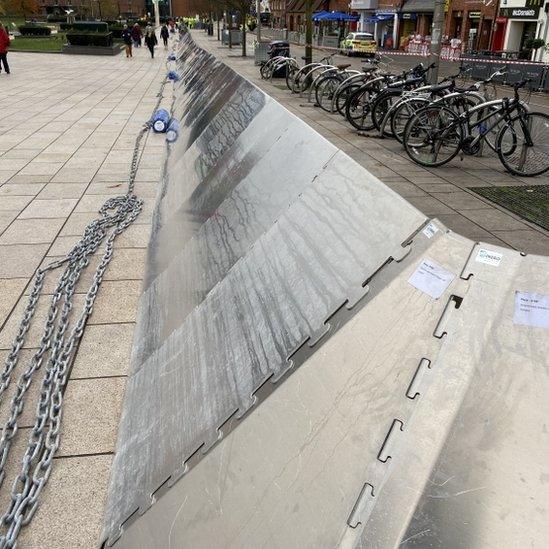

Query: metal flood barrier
left=101, top=32, right=549, bottom=548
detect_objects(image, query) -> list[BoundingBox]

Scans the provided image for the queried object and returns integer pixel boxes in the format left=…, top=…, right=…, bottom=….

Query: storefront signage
left=468, top=11, right=481, bottom=18
left=499, top=7, right=540, bottom=18
left=401, top=13, right=417, bottom=19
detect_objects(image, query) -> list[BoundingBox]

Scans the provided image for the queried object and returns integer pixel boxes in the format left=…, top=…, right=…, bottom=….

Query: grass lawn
left=9, top=34, right=66, bottom=53
left=471, top=185, right=549, bottom=231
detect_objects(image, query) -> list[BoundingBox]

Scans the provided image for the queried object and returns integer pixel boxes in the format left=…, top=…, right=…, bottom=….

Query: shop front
left=493, top=16, right=508, bottom=50
left=374, top=10, right=398, bottom=47
left=399, top=12, right=417, bottom=47
left=444, top=0, right=498, bottom=52
left=500, top=0, right=541, bottom=56
left=401, top=0, right=434, bottom=36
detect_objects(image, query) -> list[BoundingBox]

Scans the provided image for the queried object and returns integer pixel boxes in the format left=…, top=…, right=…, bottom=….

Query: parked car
left=340, top=32, right=377, bottom=57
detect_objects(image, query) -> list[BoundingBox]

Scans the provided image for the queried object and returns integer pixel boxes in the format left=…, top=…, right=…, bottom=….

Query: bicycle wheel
left=285, top=65, right=299, bottom=91
left=260, top=61, right=272, bottom=80
left=335, top=83, right=361, bottom=116
left=403, top=106, right=463, bottom=168
left=371, top=91, right=402, bottom=137
left=497, top=112, right=549, bottom=177
left=316, top=75, right=342, bottom=112
left=391, top=98, right=430, bottom=144
left=345, top=86, right=376, bottom=131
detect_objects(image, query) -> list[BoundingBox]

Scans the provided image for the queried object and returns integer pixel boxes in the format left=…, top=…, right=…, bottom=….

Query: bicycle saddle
left=337, top=64, right=352, bottom=70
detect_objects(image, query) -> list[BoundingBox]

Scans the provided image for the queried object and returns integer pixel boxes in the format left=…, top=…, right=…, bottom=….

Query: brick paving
left=193, top=29, right=549, bottom=256
left=0, top=44, right=167, bottom=546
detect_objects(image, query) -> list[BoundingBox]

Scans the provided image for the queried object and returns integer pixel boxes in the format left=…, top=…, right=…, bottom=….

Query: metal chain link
left=0, top=52, right=175, bottom=548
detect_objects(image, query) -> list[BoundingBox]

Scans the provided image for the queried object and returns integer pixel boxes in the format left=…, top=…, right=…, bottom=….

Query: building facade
left=170, top=0, right=211, bottom=17
left=444, top=0, right=499, bottom=51
left=270, top=0, right=288, bottom=27
left=497, top=0, right=543, bottom=53
left=41, top=0, right=146, bottom=19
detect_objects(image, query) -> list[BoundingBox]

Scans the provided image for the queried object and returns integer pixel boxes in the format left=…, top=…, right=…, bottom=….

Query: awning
left=365, top=14, right=394, bottom=23
left=401, top=0, right=435, bottom=13
left=312, top=10, right=331, bottom=21
left=313, top=10, right=360, bottom=21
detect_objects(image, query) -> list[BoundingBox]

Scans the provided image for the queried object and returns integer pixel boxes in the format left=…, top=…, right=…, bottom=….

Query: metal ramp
left=101, top=33, right=549, bottom=548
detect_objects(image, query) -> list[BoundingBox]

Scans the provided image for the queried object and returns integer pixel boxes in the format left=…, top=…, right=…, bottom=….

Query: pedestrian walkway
left=192, top=30, right=549, bottom=256
left=0, top=42, right=168, bottom=546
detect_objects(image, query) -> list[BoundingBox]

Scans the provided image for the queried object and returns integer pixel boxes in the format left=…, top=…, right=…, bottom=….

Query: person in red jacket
left=0, top=25, right=10, bottom=74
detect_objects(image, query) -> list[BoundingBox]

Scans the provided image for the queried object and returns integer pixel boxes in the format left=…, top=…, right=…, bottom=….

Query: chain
left=0, top=47, right=175, bottom=548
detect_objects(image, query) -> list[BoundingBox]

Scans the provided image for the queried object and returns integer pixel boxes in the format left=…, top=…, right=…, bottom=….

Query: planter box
left=62, top=44, right=122, bottom=55
left=254, top=42, right=268, bottom=65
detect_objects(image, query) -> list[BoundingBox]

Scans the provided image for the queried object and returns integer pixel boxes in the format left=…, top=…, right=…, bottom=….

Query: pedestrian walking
left=121, top=24, right=133, bottom=58
left=131, top=23, right=142, bottom=48
left=144, top=26, right=157, bottom=59
left=0, top=24, right=11, bottom=75
left=160, top=24, right=169, bottom=48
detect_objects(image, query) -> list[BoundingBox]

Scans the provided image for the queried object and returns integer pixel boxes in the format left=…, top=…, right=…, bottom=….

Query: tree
left=216, top=0, right=251, bottom=57
left=4, top=0, right=39, bottom=18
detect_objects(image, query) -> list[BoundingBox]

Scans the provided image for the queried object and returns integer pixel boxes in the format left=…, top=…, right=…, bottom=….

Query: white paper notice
left=408, top=258, right=455, bottom=299
left=513, top=292, right=549, bottom=329
left=475, top=248, right=503, bottom=267
left=422, top=222, right=439, bottom=239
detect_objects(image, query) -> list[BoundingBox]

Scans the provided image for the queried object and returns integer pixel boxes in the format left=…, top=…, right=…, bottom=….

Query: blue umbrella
left=322, top=11, right=360, bottom=22
left=312, top=11, right=331, bottom=21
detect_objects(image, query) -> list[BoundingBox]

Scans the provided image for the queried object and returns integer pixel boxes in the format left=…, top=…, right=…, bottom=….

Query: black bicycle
left=402, top=79, right=549, bottom=176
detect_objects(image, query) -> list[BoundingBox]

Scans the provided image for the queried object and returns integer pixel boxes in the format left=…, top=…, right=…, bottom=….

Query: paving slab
left=17, top=455, right=113, bottom=549
left=0, top=183, right=45, bottom=196
left=58, top=377, right=126, bottom=456
left=36, top=182, right=87, bottom=200
left=0, top=218, right=65, bottom=245
left=88, top=280, right=142, bottom=325
left=71, top=323, right=134, bottom=379
left=18, top=198, right=78, bottom=219
left=0, top=243, right=49, bottom=278
left=0, top=196, right=33, bottom=211
left=0, top=278, right=27, bottom=326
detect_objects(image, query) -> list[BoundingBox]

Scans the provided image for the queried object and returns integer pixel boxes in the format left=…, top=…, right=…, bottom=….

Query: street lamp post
left=256, top=0, right=261, bottom=42
left=152, top=0, right=160, bottom=28
left=305, top=0, right=312, bottom=65
left=428, top=0, right=445, bottom=83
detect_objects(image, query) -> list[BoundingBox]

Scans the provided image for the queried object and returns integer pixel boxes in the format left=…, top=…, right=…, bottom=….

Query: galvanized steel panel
left=110, top=229, right=476, bottom=548
left=103, top=33, right=549, bottom=549
left=101, top=36, right=427, bottom=544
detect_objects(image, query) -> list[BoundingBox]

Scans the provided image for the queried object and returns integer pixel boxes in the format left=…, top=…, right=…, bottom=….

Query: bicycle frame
left=330, top=72, right=377, bottom=113
left=461, top=98, right=527, bottom=153
left=308, top=68, right=360, bottom=104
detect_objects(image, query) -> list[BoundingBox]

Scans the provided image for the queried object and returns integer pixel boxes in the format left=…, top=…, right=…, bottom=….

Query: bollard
left=168, top=70, right=180, bottom=81
left=166, top=118, right=180, bottom=143
left=167, top=53, right=176, bottom=61
left=151, top=109, right=171, bottom=133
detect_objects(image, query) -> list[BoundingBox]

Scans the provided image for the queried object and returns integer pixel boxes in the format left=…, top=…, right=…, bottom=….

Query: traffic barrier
left=101, top=31, right=549, bottom=548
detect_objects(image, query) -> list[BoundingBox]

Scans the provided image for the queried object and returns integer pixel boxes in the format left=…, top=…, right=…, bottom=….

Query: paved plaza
left=0, top=45, right=166, bottom=546
left=193, top=29, right=549, bottom=256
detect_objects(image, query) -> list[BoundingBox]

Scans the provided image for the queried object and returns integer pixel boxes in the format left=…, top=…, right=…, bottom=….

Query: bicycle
left=289, top=53, right=336, bottom=94
left=345, top=63, right=433, bottom=132
left=402, top=79, right=549, bottom=176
